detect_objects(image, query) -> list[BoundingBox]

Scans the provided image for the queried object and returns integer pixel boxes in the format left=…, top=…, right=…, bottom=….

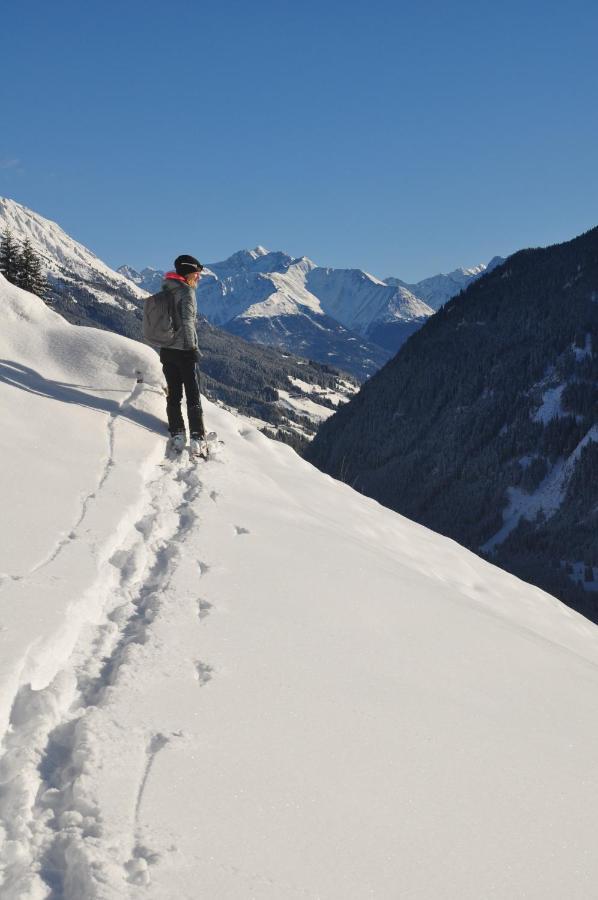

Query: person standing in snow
left=160, top=255, right=206, bottom=453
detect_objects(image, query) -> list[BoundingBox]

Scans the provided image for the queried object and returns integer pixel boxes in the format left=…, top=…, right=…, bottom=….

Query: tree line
left=0, top=227, right=49, bottom=301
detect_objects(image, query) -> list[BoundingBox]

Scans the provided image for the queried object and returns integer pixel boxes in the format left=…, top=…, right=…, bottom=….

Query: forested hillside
left=306, top=227, right=598, bottom=620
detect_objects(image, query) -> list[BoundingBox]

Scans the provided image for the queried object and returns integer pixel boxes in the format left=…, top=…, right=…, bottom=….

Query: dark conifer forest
left=306, top=226, right=598, bottom=621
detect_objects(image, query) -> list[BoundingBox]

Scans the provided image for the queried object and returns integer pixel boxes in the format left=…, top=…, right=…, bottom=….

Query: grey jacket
left=162, top=277, right=198, bottom=350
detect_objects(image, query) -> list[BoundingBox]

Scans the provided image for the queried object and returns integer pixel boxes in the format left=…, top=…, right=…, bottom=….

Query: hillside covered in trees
left=306, top=226, right=598, bottom=620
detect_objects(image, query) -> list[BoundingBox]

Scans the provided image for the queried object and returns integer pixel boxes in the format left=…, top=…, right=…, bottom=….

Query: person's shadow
left=0, top=359, right=167, bottom=435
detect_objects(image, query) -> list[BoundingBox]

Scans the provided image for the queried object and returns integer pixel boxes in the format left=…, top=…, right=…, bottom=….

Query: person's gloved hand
left=194, top=348, right=202, bottom=364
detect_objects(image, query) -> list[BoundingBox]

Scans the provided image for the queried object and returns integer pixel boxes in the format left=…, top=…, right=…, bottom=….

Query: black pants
left=160, top=348, right=205, bottom=438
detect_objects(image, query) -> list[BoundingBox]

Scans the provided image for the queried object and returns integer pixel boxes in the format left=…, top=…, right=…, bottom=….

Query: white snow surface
left=0, top=197, right=146, bottom=301
left=277, top=377, right=358, bottom=425
left=276, top=389, right=337, bottom=422
left=2, top=275, right=598, bottom=898
left=306, top=267, right=434, bottom=332
left=287, top=375, right=358, bottom=406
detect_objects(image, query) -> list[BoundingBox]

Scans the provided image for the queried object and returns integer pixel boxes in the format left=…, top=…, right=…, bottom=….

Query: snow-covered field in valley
left=2, top=273, right=598, bottom=899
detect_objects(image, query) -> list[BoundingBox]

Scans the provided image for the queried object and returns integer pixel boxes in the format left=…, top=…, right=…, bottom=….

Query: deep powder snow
left=1, top=275, right=598, bottom=899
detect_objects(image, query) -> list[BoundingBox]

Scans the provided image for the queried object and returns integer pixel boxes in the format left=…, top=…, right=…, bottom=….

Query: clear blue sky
left=1, top=0, right=597, bottom=281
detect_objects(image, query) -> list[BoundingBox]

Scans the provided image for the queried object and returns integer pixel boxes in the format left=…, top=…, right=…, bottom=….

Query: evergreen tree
left=15, top=239, right=50, bottom=303
left=32, top=253, right=49, bottom=303
left=16, top=238, right=36, bottom=292
left=0, top=227, right=20, bottom=284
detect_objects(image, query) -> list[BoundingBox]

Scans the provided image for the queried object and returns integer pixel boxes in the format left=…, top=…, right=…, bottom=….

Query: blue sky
left=1, top=0, right=597, bottom=281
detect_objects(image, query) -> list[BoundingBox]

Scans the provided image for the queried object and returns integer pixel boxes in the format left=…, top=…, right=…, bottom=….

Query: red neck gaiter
left=165, top=271, right=188, bottom=283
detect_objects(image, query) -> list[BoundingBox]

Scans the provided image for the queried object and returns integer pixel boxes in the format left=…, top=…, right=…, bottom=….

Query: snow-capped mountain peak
left=215, top=246, right=278, bottom=273
left=456, top=263, right=488, bottom=277
left=116, top=264, right=141, bottom=283
left=119, top=243, right=499, bottom=371
left=306, top=266, right=434, bottom=332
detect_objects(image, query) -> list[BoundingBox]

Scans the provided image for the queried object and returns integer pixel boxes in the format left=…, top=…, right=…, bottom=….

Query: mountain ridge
left=384, top=255, right=504, bottom=310
left=119, top=249, right=502, bottom=368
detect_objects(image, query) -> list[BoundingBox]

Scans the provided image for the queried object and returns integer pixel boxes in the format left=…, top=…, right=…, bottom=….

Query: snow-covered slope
left=3, top=277, right=598, bottom=899
left=198, top=249, right=321, bottom=324
left=0, top=197, right=146, bottom=311
left=306, top=265, right=434, bottom=352
left=307, top=265, right=433, bottom=329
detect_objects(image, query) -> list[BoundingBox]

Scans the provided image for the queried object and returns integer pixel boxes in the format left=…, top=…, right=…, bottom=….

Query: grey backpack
left=142, top=289, right=181, bottom=347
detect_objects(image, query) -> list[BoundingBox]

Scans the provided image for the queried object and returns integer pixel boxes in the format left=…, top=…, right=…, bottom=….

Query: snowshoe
left=190, top=435, right=209, bottom=460
left=205, top=431, right=222, bottom=455
left=170, top=432, right=186, bottom=454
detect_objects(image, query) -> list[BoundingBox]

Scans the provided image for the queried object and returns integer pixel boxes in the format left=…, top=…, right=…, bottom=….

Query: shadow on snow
left=0, top=359, right=166, bottom=435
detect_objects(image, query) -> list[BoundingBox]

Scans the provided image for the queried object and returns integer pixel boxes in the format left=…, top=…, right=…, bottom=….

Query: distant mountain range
left=119, top=250, right=503, bottom=374
left=0, top=195, right=507, bottom=457
left=385, top=258, right=504, bottom=310
left=306, top=225, right=598, bottom=622
left=117, top=265, right=164, bottom=294
left=0, top=198, right=357, bottom=444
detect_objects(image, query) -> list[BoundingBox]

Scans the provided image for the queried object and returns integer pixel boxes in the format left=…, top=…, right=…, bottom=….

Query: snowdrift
left=1, top=274, right=598, bottom=899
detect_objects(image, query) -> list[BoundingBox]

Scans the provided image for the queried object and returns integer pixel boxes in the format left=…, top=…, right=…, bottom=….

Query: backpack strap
left=167, top=288, right=182, bottom=332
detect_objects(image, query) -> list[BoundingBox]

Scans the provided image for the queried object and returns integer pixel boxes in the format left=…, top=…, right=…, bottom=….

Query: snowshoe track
left=0, top=442, right=205, bottom=899
left=1, top=379, right=147, bottom=586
